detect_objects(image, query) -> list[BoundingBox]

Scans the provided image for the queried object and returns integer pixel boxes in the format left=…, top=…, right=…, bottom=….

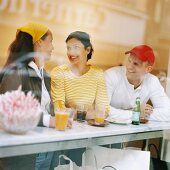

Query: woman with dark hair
left=0, top=22, right=57, bottom=170
left=51, top=31, right=109, bottom=114
left=51, top=31, right=109, bottom=165
left=0, top=22, right=55, bottom=127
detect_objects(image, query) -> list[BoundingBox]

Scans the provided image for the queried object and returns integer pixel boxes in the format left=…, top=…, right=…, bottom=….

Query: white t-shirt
left=105, top=66, right=170, bottom=121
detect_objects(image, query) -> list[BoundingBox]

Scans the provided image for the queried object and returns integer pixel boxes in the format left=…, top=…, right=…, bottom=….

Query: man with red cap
left=105, top=45, right=170, bottom=121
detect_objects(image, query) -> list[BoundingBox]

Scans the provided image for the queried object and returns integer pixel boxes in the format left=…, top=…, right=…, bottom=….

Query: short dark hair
left=65, top=31, right=94, bottom=61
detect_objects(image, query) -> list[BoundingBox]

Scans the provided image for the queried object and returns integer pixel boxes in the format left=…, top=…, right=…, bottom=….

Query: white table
left=0, top=120, right=170, bottom=158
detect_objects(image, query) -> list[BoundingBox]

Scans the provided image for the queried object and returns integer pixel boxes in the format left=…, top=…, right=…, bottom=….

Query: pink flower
left=0, top=88, right=41, bottom=134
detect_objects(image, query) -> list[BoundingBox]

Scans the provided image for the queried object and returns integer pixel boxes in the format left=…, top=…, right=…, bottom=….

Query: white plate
left=106, top=118, right=132, bottom=125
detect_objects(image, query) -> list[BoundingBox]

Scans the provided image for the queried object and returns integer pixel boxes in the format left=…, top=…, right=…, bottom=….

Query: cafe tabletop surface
left=0, top=120, right=170, bottom=157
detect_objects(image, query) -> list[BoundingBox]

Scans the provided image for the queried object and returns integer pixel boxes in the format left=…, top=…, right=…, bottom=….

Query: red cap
left=125, top=45, right=155, bottom=65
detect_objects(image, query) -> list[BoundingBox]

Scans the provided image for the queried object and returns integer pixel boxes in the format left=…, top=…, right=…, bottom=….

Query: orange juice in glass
left=55, top=110, right=69, bottom=131
left=95, top=116, right=105, bottom=124
left=95, top=106, right=105, bottom=124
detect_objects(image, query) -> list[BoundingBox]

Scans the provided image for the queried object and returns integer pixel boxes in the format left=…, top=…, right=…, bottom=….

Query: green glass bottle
left=132, top=97, right=141, bottom=125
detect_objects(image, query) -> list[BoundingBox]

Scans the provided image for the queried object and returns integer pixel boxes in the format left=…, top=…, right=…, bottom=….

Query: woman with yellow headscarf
left=0, top=22, right=56, bottom=170
left=0, top=21, right=55, bottom=126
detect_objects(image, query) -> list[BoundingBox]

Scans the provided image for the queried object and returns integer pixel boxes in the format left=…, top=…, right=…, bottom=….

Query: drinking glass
left=55, top=109, right=69, bottom=131
left=76, top=104, right=88, bottom=122
left=94, top=105, right=105, bottom=124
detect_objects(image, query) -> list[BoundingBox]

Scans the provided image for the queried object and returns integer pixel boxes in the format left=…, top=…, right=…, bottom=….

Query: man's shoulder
left=144, top=73, right=160, bottom=86
left=145, top=73, right=158, bottom=80
left=104, top=66, right=125, bottom=84
left=105, top=66, right=124, bottom=76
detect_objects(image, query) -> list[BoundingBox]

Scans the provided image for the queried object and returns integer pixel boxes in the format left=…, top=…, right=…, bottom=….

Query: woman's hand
left=49, top=112, right=74, bottom=129
left=49, top=116, right=55, bottom=128
left=86, top=110, right=95, bottom=120
left=67, top=119, right=73, bottom=129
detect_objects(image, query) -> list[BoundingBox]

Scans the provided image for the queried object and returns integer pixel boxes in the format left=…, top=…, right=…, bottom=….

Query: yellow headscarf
left=17, top=22, right=49, bottom=44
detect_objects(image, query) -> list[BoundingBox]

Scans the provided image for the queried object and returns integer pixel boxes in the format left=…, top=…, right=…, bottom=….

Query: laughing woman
left=51, top=31, right=109, bottom=115
left=51, top=31, right=109, bottom=165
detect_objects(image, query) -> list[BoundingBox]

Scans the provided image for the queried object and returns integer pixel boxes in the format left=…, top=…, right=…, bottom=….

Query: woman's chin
left=69, top=58, right=79, bottom=65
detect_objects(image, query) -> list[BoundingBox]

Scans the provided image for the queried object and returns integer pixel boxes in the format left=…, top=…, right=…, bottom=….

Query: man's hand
left=141, top=104, right=153, bottom=119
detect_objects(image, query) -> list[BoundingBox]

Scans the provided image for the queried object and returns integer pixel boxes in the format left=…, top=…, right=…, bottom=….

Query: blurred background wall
left=0, top=0, right=170, bottom=74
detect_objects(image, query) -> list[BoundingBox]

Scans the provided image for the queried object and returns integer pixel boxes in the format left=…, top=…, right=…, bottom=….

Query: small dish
left=106, top=118, right=132, bottom=125
left=140, top=118, right=148, bottom=124
left=87, top=119, right=109, bottom=127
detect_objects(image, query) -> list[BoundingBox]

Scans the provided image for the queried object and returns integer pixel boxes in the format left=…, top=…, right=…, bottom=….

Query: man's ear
left=146, top=65, right=153, bottom=73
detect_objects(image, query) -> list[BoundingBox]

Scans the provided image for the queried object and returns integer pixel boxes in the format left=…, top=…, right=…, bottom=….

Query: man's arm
left=149, top=76, right=170, bottom=121
left=105, top=68, right=132, bottom=119
left=109, top=106, right=132, bottom=119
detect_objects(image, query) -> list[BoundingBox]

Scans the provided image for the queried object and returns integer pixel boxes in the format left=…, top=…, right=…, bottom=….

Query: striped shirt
left=51, top=64, right=109, bottom=112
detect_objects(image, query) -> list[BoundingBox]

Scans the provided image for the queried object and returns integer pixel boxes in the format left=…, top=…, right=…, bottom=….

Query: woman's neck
left=34, top=56, right=44, bottom=68
left=70, top=63, right=90, bottom=76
